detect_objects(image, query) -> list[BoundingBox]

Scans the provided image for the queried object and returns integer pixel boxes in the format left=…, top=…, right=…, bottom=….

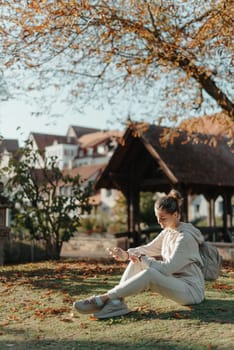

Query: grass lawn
left=0, top=259, right=233, bottom=350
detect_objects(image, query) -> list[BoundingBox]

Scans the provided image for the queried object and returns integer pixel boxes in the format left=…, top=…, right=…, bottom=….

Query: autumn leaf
left=212, top=283, right=233, bottom=290
left=172, top=312, right=184, bottom=319
left=89, top=315, right=98, bottom=321
left=34, top=306, right=70, bottom=319
left=59, top=317, right=74, bottom=323
left=80, top=322, right=88, bottom=328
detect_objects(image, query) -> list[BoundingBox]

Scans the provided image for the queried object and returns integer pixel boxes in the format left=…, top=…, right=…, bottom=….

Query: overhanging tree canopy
left=1, top=0, right=233, bottom=122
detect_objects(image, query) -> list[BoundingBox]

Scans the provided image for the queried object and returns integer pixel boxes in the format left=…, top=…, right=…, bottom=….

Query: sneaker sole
left=94, top=308, right=131, bottom=319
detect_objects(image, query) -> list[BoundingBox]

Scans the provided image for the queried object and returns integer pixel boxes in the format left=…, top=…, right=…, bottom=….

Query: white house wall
left=0, top=150, right=11, bottom=169
left=45, top=143, right=78, bottom=169
left=100, top=188, right=119, bottom=212
left=190, top=194, right=224, bottom=221
left=74, top=155, right=109, bottom=167
left=28, top=135, right=45, bottom=168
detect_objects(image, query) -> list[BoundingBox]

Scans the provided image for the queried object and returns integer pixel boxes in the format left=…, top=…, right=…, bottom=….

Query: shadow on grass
left=124, top=298, right=234, bottom=325
left=0, top=260, right=123, bottom=296
left=0, top=338, right=221, bottom=350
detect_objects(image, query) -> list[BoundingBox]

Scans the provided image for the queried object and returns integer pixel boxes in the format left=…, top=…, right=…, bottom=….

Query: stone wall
left=60, top=233, right=129, bottom=260
left=213, top=242, right=234, bottom=263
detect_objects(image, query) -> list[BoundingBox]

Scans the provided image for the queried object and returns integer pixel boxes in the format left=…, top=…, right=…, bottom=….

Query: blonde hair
left=168, top=189, right=184, bottom=208
left=155, top=189, right=183, bottom=214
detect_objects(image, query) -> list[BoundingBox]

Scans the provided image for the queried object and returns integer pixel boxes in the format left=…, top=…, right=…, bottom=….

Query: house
left=27, top=126, right=123, bottom=213
left=0, top=139, right=19, bottom=239
left=74, top=130, right=123, bottom=167
left=29, top=126, right=122, bottom=170
left=28, top=132, right=78, bottom=169
left=60, top=164, right=105, bottom=198
left=189, top=194, right=224, bottom=221
left=66, top=125, right=100, bottom=139
left=0, top=139, right=19, bottom=169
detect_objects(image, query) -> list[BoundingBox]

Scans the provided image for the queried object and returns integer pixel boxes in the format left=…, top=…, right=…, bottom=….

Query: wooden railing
left=113, top=226, right=233, bottom=246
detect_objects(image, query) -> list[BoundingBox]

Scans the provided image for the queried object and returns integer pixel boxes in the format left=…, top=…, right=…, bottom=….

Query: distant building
left=26, top=126, right=123, bottom=215
left=28, top=132, right=78, bottom=169
left=28, top=126, right=122, bottom=170
left=74, top=130, right=122, bottom=167
left=0, top=138, right=19, bottom=174
left=189, top=194, right=224, bottom=221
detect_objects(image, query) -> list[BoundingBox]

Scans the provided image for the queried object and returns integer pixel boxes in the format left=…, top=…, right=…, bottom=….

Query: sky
left=0, top=99, right=124, bottom=146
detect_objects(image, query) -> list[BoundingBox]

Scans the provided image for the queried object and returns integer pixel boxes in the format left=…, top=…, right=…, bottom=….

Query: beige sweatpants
left=107, top=260, right=203, bottom=305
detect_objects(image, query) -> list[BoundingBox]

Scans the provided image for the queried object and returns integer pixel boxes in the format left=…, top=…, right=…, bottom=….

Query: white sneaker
left=73, top=296, right=104, bottom=314
left=93, top=299, right=130, bottom=319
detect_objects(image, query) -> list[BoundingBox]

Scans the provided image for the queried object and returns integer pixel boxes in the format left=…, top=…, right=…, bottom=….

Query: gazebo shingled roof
left=95, top=125, right=234, bottom=191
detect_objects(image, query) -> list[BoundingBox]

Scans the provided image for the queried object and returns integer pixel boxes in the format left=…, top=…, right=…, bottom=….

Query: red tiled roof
left=32, top=164, right=106, bottom=189
left=79, top=130, right=123, bottom=148
left=62, top=163, right=106, bottom=185
left=67, top=125, right=100, bottom=138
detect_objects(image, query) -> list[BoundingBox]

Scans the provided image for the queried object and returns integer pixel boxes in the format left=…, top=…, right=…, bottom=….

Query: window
left=106, top=189, right=112, bottom=197
left=195, top=204, right=200, bottom=213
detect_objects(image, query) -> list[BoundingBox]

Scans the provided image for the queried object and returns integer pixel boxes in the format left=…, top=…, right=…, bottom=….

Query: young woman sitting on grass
left=73, top=190, right=205, bottom=319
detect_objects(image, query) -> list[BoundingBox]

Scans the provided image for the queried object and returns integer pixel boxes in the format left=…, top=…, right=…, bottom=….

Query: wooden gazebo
left=95, top=124, right=234, bottom=244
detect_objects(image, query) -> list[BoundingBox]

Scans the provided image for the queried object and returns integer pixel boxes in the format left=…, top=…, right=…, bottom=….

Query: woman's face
left=155, top=208, right=179, bottom=229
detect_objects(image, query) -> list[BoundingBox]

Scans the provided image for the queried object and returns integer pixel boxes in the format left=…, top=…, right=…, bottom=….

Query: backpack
left=199, top=241, right=223, bottom=281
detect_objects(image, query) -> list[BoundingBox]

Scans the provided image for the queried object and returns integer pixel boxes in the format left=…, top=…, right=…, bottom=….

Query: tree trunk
left=45, top=239, right=60, bottom=260
left=173, top=55, right=234, bottom=120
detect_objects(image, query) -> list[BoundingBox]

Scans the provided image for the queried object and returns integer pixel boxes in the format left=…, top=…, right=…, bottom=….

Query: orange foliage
left=0, top=1, right=233, bottom=120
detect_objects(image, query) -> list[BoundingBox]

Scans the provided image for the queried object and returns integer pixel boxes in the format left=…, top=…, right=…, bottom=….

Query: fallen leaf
left=89, top=315, right=98, bottom=321
left=212, top=283, right=233, bottom=290
left=173, top=312, right=184, bottom=319
left=80, top=322, right=88, bottom=329
left=59, top=317, right=74, bottom=323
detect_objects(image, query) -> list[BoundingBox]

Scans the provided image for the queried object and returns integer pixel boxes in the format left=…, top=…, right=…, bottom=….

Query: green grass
left=0, top=260, right=233, bottom=350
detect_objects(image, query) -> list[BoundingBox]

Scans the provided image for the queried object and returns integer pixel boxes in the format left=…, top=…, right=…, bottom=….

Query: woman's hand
left=107, top=247, right=129, bottom=262
left=129, top=255, right=140, bottom=263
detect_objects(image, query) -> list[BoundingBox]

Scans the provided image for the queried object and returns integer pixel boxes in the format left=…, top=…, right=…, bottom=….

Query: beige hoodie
left=128, top=222, right=205, bottom=300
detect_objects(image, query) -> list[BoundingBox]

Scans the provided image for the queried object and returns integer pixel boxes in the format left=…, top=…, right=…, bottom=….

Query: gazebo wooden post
left=127, top=186, right=141, bottom=246
left=226, top=193, right=233, bottom=229
left=177, top=186, right=189, bottom=222
left=211, top=198, right=216, bottom=227
left=183, top=193, right=189, bottom=222
left=204, top=192, right=218, bottom=240
left=222, top=194, right=227, bottom=238
left=126, top=194, right=131, bottom=233
left=207, top=198, right=216, bottom=227
left=222, top=192, right=233, bottom=242
left=129, top=189, right=134, bottom=233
